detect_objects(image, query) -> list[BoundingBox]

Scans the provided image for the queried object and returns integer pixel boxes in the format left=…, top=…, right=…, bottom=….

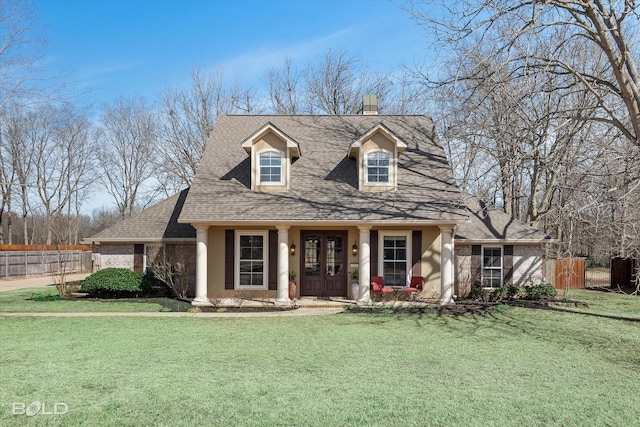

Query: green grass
left=0, top=306, right=639, bottom=426
left=555, top=288, right=640, bottom=319
left=0, top=287, right=177, bottom=313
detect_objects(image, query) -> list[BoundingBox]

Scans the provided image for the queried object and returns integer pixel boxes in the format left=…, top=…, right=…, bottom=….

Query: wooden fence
left=611, top=257, right=638, bottom=288
left=544, top=257, right=639, bottom=289
left=0, top=248, right=92, bottom=278
left=544, top=258, right=586, bottom=289
left=0, top=244, right=91, bottom=252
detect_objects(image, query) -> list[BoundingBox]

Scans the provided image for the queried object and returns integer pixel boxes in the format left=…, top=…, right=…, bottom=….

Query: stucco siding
left=513, top=245, right=544, bottom=285
left=420, top=227, right=441, bottom=299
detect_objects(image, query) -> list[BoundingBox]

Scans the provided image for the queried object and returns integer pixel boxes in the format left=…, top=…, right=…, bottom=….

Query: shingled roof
left=178, top=115, right=468, bottom=225
left=456, top=196, right=553, bottom=243
left=86, top=189, right=195, bottom=243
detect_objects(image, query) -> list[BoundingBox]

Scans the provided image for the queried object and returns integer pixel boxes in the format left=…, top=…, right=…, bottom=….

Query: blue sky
left=34, top=0, right=431, bottom=108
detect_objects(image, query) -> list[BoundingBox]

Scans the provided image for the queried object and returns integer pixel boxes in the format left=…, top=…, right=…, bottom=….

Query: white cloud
left=218, top=26, right=356, bottom=83
left=77, top=61, right=147, bottom=88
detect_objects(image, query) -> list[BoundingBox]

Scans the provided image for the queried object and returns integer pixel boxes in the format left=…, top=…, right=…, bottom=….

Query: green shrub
left=489, top=284, right=556, bottom=301
left=140, top=271, right=168, bottom=293
left=34, top=294, right=61, bottom=302
left=469, top=283, right=483, bottom=300
left=489, top=286, right=508, bottom=301
left=81, top=268, right=144, bottom=295
left=524, top=283, right=557, bottom=300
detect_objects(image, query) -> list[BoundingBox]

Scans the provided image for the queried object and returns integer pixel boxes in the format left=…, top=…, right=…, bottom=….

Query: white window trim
left=365, top=149, right=393, bottom=186
left=257, top=149, right=284, bottom=186
left=481, top=245, right=503, bottom=289
left=378, top=231, right=412, bottom=287
left=235, top=230, right=268, bottom=290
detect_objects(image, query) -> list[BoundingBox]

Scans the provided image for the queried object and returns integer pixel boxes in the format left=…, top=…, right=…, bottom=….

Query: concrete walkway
left=0, top=273, right=90, bottom=292
left=0, top=307, right=346, bottom=318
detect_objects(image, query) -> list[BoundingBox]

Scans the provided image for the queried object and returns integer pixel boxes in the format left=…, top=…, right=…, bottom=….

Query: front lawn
left=554, top=288, right=640, bottom=320
left=1, top=304, right=639, bottom=426
left=0, top=287, right=191, bottom=313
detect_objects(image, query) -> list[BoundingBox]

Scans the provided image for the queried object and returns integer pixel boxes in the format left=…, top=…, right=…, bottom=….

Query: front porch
left=191, top=224, right=456, bottom=306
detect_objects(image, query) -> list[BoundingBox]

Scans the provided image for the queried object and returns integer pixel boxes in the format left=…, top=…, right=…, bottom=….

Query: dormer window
left=241, top=122, right=301, bottom=192
left=348, top=123, right=407, bottom=192
left=366, top=150, right=390, bottom=183
left=259, top=151, right=283, bottom=184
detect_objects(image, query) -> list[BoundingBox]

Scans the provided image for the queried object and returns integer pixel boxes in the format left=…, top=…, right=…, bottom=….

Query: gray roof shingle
left=86, top=188, right=195, bottom=242
left=179, top=115, right=469, bottom=224
left=456, top=196, right=553, bottom=243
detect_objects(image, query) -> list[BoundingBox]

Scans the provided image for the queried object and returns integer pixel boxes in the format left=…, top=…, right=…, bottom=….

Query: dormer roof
left=241, top=121, right=301, bottom=158
left=347, top=122, right=407, bottom=158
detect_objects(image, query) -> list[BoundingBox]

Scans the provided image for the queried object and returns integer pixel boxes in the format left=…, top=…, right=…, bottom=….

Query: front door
left=301, top=231, right=347, bottom=298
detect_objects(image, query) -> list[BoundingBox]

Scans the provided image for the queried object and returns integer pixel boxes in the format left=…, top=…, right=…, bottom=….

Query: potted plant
left=349, top=270, right=359, bottom=300
left=288, top=270, right=297, bottom=300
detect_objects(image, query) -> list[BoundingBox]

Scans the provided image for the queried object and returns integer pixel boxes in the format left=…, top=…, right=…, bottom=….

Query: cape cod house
left=87, top=100, right=552, bottom=304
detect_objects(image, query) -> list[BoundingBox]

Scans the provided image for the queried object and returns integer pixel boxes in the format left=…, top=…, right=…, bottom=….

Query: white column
left=193, top=225, right=209, bottom=305
left=357, top=226, right=372, bottom=305
left=275, top=225, right=290, bottom=305
left=440, top=226, right=454, bottom=305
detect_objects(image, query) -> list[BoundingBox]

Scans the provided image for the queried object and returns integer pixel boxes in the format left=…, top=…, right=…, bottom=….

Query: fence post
left=4, top=252, right=7, bottom=278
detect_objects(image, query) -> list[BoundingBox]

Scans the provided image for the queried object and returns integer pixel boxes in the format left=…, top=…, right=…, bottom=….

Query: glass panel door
left=301, top=231, right=347, bottom=297
left=325, top=235, right=344, bottom=276
left=304, top=235, right=321, bottom=277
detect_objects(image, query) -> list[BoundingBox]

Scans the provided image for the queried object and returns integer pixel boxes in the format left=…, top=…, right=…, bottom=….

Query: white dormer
left=347, top=123, right=407, bottom=192
left=241, top=122, right=301, bottom=192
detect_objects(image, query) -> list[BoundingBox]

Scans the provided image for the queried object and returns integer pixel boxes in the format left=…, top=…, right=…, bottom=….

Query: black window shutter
left=503, top=245, right=514, bottom=285
left=412, top=230, right=422, bottom=277
left=370, top=230, right=379, bottom=277
left=268, top=230, right=278, bottom=290
left=225, top=230, right=234, bottom=290
left=133, top=244, right=144, bottom=273
left=471, top=245, right=482, bottom=286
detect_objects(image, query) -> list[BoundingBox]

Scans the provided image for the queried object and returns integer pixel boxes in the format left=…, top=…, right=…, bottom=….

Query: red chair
left=371, top=276, right=395, bottom=294
left=402, top=276, right=424, bottom=293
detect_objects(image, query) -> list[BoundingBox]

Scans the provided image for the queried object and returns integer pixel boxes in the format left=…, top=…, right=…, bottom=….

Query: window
left=236, top=232, right=267, bottom=289
left=482, top=247, right=502, bottom=288
left=259, top=151, right=282, bottom=184
left=381, top=233, right=410, bottom=286
left=366, top=150, right=390, bottom=183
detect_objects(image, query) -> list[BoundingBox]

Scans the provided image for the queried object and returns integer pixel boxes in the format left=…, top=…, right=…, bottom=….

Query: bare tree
left=402, top=0, right=640, bottom=147
left=305, top=50, right=393, bottom=114
left=27, top=103, right=93, bottom=244
left=0, top=0, right=47, bottom=109
left=95, top=97, right=158, bottom=219
left=87, top=206, right=121, bottom=235
left=148, top=244, right=194, bottom=299
left=267, top=57, right=307, bottom=114
left=266, top=50, right=426, bottom=115
left=0, top=119, right=15, bottom=244
left=0, top=0, right=46, bottom=243
left=156, top=67, right=261, bottom=193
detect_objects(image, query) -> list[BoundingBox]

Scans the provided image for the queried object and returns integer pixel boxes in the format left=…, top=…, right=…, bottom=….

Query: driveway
left=0, top=273, right=89, bottom=292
